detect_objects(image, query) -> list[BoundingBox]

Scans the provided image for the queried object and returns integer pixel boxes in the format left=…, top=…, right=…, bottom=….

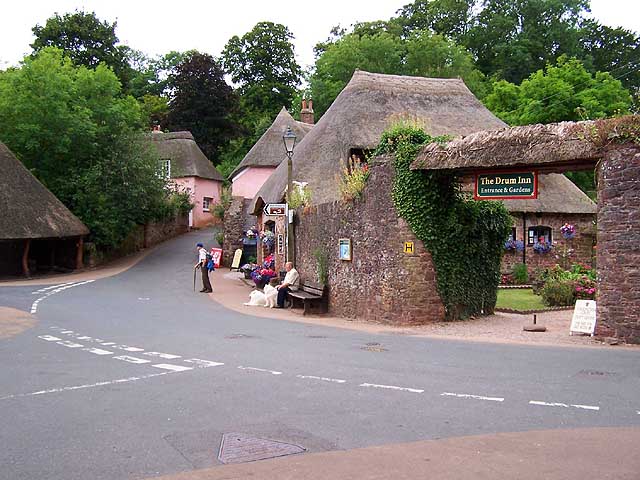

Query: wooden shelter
left=0, top=142, right=89, bottom=276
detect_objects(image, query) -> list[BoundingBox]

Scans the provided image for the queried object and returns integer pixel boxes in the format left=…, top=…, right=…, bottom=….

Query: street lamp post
left=283, top=126, right=297, bottom=264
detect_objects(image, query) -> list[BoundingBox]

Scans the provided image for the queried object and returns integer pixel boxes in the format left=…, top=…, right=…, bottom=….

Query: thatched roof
left=250, top=70, right=507, bottom=212
left=412, top=117, right=640, bottom=173
left=0, top=142, right=89, bottom=240
left=151, top=131, right=223, bottom=181
left=230, top=108, right=313, bottom=180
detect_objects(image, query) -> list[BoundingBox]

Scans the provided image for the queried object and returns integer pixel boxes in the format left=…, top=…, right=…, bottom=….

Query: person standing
left=276, top=262, right=299, bottom=308
left=195, top=243, right=212, bottom=293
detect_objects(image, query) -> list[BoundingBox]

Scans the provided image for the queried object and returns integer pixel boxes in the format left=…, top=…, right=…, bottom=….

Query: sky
left=1, top=0, right=638, bottom=71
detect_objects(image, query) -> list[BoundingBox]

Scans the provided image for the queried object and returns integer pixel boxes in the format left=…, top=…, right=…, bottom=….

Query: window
left=508, top=227, right=517, bottom=241
left=527, top=226, right=552, bottom=245
left=202, top=197, right=213, bottom=212
left=159, top=159, right=171, bottom=179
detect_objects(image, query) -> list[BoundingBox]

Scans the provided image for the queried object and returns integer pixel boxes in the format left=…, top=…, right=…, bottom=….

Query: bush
left=211, top=187, right=232, bottom=220
left=215, top=231, right=224, bottom=246
left=338, top=156, right=370, bottom=202
left=512, top=263, right=529, bottom=284
left=541, top=279, right=576, bottom=306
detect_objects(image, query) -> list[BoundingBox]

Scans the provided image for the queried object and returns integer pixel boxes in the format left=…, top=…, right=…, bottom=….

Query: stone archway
left=413, top=116, right=640, bottom=343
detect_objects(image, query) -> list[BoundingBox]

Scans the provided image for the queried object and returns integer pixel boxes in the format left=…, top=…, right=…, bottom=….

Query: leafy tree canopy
left=0, top=47, right=171, bottom=247
left=222, top=21, right=302, bottom=120
left=31, top=10, right=133, bottom=90
left=164, top=51, right=239, bottom=164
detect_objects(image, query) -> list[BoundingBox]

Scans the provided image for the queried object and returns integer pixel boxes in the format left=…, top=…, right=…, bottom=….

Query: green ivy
left=375, top=124, right=512, bottom=320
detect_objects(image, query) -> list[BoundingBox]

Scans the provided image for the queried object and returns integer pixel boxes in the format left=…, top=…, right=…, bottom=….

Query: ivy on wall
left=375, top=125, right=512, bottom=320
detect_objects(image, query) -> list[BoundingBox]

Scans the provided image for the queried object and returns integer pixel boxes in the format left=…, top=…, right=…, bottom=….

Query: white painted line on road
left=529, top=401, right=600, bottom=411
left=441, top=392, right=505, bottom=402
left=76, top=336, right=93, bottom=340
left=359, top=383, right=424, bottom=393
left=61, top=330, right=74, bottom=334
left=238, top=366, right=282, bottom=375
left=29, top=280, right=95, bottom=314
left=118, top=346, right=145, bottom=352
left=0, top=372, right=171, bottom=401
left=38, top=335, right=61, bottom=342
left=100, top=342, right=116, bottom=346
left=152, top=364, right=193, bottom=372
left=184, top=359, right=224, bottom=368
left=113, top=355, right=151, bottom=364
left=32, top=282, right=77, bottom=294
left=144, top=352, right=182, bottom=360
left=83, top=348, right=113, bottom=356
left=56, top=341, right=84, bottom=348
left=296, top=375, right=346, bottom=384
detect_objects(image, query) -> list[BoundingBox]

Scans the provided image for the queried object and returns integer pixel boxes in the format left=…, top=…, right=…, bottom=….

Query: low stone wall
left=596, top=145, right=640, bottom=343
left=295, top=159, right=445, bottom=325
left=223, top=197, right=250, bottom=267
left=501, top=213, right=595, bottom=276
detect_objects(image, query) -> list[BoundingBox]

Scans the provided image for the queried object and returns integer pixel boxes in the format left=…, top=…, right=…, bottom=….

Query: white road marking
left=144, top=352, right=182, bottom=360
left=83, top=348, right=113, bottom=356
left=32, top=282, right=77, bottom=294
left=61, top=330, right=74, bottom=334
left=0, top=372, right=171, bottom=401
left=359, top=383, right=424, bottom=393
left=441, top=392, right=505, bottom=402
left=56, top=341, right=84, bottom=348
left=119, top=346, right=145, bottom=352
left=529, top=401, right=600, bottom=411
left=75, top=336, right=93, bottom=340
left=100, top=342, right=116, bottom=346
left=238, top=366, right=282, bottom=375
left=113, top=355, right=151, bottom=364
left=152, top=364, right=193, bottom=372
left=29, top=280, right=95, bottom=314
left=38, top=335, right=61, bottom=342
left=184, top=359, right=224, bottom=368
left=296, top=375, right=346, bottom=384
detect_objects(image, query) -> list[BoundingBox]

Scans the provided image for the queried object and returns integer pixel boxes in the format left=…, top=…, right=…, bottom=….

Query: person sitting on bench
left=276, top=262, right=299, bottom=308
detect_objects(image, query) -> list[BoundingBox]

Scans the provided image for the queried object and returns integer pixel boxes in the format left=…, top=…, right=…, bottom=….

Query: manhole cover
left=218, top=433, right=305, bottom=464
left=365, top=342, right=381, bottom=346
left=225, top=334, right=256, bottom=339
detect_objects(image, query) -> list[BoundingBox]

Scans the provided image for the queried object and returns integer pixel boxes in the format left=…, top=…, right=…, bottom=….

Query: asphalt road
left=1, top=230, right=639, bottom=480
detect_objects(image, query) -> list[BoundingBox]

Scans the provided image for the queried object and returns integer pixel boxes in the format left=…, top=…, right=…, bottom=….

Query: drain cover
left=218, top=433, right=305, bottom=464
left=361, top=345, right=387, bottom=352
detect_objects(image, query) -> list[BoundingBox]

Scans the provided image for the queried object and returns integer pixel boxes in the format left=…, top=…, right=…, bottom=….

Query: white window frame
left=203, top=196, right=213, bottom=212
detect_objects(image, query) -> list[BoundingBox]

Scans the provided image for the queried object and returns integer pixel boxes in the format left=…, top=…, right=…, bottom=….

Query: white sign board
left=263, top=203, right=287, bottom=216
left=570, top=300, right=597, bottom=336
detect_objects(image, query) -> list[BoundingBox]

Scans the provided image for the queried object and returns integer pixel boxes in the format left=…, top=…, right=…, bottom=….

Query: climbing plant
left=375, top=124, right=512, bottom=320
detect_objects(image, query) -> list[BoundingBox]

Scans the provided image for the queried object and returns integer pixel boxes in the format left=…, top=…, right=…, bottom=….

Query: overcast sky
left=1, top=0, right=638, bottom=71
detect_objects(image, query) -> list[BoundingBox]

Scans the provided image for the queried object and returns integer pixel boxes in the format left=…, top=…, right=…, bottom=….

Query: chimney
left=300, top=99, right=314, bottom=125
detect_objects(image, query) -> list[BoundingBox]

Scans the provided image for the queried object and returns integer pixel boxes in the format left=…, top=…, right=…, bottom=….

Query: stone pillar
left=596, top=145, right=640, bottom=343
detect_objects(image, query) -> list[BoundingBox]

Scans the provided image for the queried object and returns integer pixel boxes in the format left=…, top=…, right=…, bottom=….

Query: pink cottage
left=151, top=131, right=224, bottom=228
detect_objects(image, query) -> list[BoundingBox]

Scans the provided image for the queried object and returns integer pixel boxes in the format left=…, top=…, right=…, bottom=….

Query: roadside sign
left=264, top=203, right=287, bottom=216
left=570, top=300, right=597, bottom=336
left=231, top=249, right=242, bottom=270
left=475, top=171, right=538, bottom=200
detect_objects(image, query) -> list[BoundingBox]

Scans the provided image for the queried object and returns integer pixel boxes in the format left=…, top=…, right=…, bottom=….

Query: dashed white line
left=100, top=342, right=116, bottom=346
left=529, top=401, right=600, bottom=411
left=0, top=372, right=171, bottom=401
left=30, top=280, right=95, bottom=314
left=76, top=336, right=93, bottom=341
left=144, top=352, right=182, bottom=360
left=56, top=341, right=84, bottom=348
left=82, top=348, right=113, bottom=356
left=113, top=355, right=151, bottom=364
left=441, top=392, right=505, bottom=402
left=184, top=359, right=224, bottom=368
left=359, top=383, right=424, bottom=393
left=119, top=346, right=145, bottom=352
left=238, top=366, right=282, bottom=375
left=38, top=335, right=61, bottom=342
left=152, top=364, right=193, bottom=372
left=296, top=375, right=346, bottom=384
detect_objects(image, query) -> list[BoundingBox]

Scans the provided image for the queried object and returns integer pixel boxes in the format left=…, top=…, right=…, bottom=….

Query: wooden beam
left=22, top=239, right=31, bottom=277
left=76, top=237, right=84, bottom=270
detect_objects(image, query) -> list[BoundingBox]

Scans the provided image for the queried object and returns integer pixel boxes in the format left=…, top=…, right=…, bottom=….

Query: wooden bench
left=288, top=280, right=327, bottom=315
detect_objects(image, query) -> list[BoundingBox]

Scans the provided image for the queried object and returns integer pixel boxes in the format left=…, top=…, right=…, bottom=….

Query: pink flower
left=576, top=286, right=583, bottom=291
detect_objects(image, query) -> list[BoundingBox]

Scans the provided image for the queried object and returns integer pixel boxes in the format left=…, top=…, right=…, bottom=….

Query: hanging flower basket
left=533, top=242, right=553, bottom=254
left=560, top=223, right=576, bottom=239
left=504, top=239, right=524, bottom=252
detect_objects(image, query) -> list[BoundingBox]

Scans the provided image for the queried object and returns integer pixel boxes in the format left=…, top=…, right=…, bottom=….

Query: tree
left=222, top=22, right=302, bottom=120
left=395, top=0, right=475, bottom=39
left=0, top=48, right=169, bottom=247
left=164, top=52, right=239, bottom=163
left=31, top=10, right=133, bottom=90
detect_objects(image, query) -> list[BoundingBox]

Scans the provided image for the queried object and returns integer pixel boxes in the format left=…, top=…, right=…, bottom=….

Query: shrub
left=211, top=187, right=232, bottom=220
left=541, top=279, right=576, bottom=306
left=512, top=263, right=529, bottom=284
left=338, top=156, right=370, bottom=202
left=215, top=231, right=224, bottom=246
left=288, top=183, right=312, bottom=209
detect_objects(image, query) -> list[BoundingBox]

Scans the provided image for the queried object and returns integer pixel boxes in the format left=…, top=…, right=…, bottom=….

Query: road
left=1, top=230, right=639, bottom=480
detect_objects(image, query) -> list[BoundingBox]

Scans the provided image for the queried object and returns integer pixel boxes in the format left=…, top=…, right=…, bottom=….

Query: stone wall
left=596, top=145, right=640, bottom=343
left=223, top=197, right=255, bottom=267
left=501, top=213, right=595, bottom=276
left=295, top=159, right=445, bottom=325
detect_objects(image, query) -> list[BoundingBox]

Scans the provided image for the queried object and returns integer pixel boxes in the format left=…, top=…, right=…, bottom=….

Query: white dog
left=244, top=290, right=266, bottom=307
left=263, top=283, right=278, bottom=308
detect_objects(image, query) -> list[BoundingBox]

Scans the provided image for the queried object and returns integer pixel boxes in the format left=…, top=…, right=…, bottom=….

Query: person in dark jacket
left=195, top=243, right=212, bottom=293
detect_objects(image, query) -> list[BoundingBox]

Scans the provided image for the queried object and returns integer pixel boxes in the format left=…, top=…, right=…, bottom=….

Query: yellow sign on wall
left=404, top=241, right=414, bottom=254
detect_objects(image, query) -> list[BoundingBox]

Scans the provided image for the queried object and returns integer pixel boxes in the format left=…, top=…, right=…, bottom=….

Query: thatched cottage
left=0, top=142, right=89, bottom=277
left=250, top=70, right=596, bottom=324
left=151, top=131, right=224, bottom=228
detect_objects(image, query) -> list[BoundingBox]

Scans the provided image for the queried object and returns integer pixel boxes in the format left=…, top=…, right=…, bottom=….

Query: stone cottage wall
left=596, top=145, right=640, bottom=343
left=295, top=160, right=445, bottom=325
left=501, top=213, right=595, bottom=276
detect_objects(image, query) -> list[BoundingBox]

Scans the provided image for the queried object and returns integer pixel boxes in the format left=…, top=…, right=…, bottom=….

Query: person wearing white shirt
left=276, top=262, right=299, bottom=308
left=194, top=242, right=212, bottom=293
